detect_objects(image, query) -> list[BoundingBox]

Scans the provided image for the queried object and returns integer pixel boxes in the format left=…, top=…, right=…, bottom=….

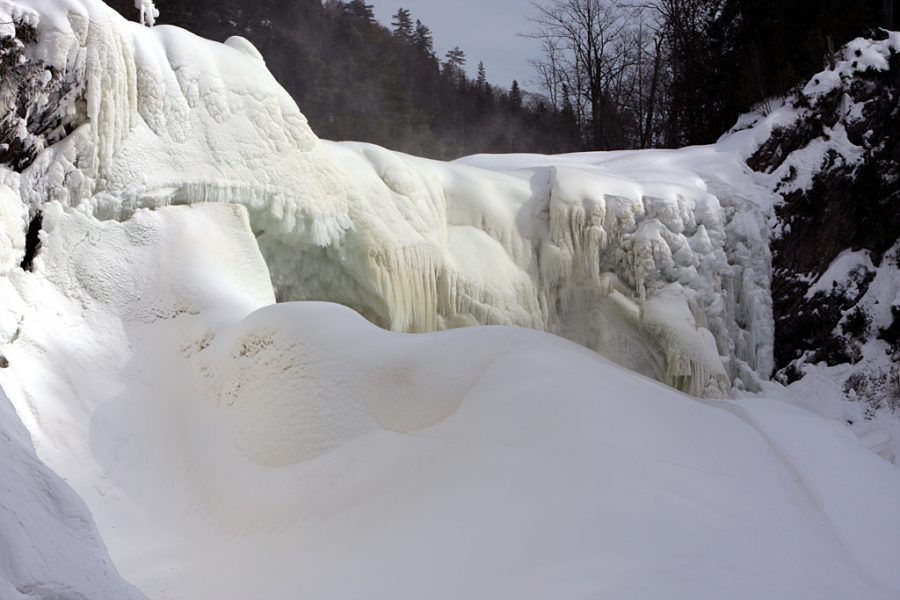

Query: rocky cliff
left=746, top=30, right=900, bottom=415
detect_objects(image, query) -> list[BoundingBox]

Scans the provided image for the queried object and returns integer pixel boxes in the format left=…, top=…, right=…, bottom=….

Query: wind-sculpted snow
left=2, top=0, right=776, bottom=398
left=0, top=387, right=148, bottom=600
left=0, top=184, right=144, bottom=598
left=0, top=199, right=899, bottom=600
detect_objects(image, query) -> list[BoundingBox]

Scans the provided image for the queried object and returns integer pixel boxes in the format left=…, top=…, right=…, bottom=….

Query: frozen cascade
left=5, top=0, right=775, bottom=397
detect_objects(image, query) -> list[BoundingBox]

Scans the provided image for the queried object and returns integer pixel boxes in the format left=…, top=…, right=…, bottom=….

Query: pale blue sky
left=372, top=1, right=544, bottom=92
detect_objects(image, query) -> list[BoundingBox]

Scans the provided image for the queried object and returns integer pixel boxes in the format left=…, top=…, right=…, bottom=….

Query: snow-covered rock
left=732, top=30, right=900, bottom=457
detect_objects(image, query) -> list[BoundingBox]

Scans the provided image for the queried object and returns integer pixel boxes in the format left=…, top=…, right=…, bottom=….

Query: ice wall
left=4, top=0, right=775, bottom=397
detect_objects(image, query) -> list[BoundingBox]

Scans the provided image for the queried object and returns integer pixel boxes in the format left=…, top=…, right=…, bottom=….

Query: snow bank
left=3, top=0, right=777, bottom=397
left=0, top=386, right=146, bottom=600
left=1, top=201, right=899, bottom=600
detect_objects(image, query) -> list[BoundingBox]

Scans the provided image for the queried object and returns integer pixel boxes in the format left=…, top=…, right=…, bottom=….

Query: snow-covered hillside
left=0, top=1, right=899, bottom=599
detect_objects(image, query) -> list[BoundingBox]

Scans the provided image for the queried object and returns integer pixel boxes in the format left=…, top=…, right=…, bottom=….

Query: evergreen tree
left=476, top=61, right=487, bottom=88
left=343, top=0, right=375, bottom=25
left=391, top=8, right=413, bottom=43
left=443, top=46, right=467, bottom=82
left=509, top=80, right=523, bottom=109
left=413, top=19, right=434, bottom=56
left=445, top=47, right=466, bottom=68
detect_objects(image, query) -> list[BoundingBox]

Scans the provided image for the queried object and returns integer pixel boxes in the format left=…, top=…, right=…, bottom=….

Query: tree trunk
left=641, top=38, right=662, bottom=149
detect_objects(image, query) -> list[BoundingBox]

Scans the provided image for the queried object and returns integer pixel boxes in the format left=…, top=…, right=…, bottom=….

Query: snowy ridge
left=6, top=0, right=776, bottom=397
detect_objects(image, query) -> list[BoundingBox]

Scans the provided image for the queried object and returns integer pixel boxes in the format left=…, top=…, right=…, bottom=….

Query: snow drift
left=1, top=195, right=899, bottom=600
left=0, top=383, right=146, bottom=600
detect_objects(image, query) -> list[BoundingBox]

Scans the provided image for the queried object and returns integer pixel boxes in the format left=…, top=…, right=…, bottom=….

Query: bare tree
left=652, top=0, right=723, bottom=145
left=526, top=0, right=663, bottom=150
left=628, top=12, right=666, bottom=148
left=529, top=37, right=565, bottom=108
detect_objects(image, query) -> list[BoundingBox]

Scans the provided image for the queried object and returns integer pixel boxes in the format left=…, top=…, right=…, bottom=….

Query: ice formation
left=134, top=0, right=157, bottom=27
left=2, top=0, right=778, bottom=398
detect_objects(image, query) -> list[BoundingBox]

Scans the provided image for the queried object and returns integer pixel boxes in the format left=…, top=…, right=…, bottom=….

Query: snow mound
left=3, top=0, right=777, bottom=397
left=0, top=201, right=899, bottom=599
left=202, top=304, right=510, bottom=466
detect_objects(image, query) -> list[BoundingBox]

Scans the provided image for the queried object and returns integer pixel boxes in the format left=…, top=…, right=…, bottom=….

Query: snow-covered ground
left=2, top=199, right=899, bottom=600
left=0, top=1, right=899, bottom=598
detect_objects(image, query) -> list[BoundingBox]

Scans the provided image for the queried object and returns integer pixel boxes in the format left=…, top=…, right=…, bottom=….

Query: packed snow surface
left=1, top=1, right=899, bottom=598
left=2, top=200, right=900, bottom=600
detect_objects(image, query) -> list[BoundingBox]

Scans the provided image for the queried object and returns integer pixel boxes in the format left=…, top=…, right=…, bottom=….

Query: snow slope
left=0, top=180, right=143, bottom=598
left=0, top=383, right=146, bottom=600
left=4, top=0, right=777, bottom=398
left=1, top=198, right=899, bottom=600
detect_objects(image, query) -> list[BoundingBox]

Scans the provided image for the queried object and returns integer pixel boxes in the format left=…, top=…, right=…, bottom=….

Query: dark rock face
left=0, top=20, right=84, bottom=172
left=748, top=31, right=900, bottom=404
